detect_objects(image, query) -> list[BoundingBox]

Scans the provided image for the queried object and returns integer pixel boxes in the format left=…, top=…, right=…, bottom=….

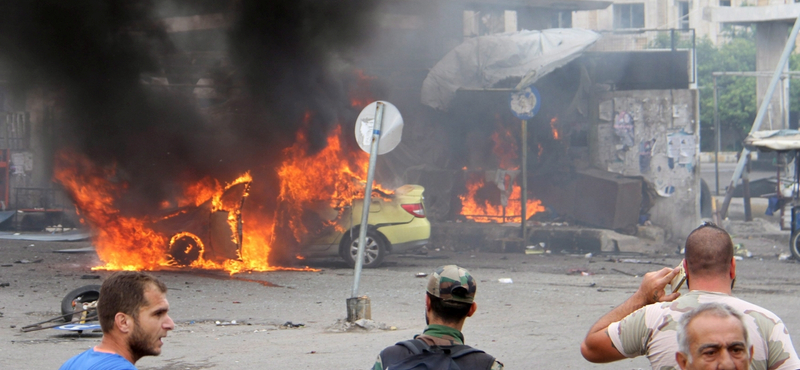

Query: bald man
left=581, top=222, right=800, bottom=370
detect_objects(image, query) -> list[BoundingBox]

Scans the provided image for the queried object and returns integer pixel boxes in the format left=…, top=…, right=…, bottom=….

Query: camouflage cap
left=427, top=265, right=476, bottom=304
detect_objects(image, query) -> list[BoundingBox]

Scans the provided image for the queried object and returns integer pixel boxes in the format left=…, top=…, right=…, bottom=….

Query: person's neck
left=97, top=334, right=136, bottom=364
left=427, top=316, right=466, bottom=332
left=687, top=277, right=733, bottom=295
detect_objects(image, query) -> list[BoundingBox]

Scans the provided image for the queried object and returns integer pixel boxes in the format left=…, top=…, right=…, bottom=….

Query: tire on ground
left=61, top=285, right=101, bottom=323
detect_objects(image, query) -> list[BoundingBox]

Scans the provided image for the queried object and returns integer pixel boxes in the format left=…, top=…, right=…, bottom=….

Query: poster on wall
left=613, top=111, right=635, bottom=147
left=667, top=132, right=695, bottom=169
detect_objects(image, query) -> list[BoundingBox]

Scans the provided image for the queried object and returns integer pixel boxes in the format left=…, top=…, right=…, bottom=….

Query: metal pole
left=787, top=76, right=792, bottom=129
left=351, top=102, right=384, bottom=298
left=719, top=15, right=800, bottom=219
left=714, top=76, right=720, bottom=195
left=743, top=153, right=752, bottom=222
left=521, top=119, right=528, bottom=243
left=783, top=76, right=790, bottom=129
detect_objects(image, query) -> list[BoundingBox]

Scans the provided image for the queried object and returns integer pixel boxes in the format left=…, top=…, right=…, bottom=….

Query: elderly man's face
left=677, top=313, right=752, bottom=370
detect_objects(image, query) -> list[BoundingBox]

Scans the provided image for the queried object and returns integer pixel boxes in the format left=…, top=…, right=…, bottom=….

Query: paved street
left=2, top=235, right=800, bottom=369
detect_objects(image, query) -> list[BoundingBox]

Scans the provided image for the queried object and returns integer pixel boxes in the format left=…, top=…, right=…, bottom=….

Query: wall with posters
left=593, top=89, right=700, bottom=241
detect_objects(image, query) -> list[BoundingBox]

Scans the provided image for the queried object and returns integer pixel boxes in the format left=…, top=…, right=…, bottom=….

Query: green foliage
left=697, top=35, right=757, bottom=152
left=647, top=32, right=694, bottom=50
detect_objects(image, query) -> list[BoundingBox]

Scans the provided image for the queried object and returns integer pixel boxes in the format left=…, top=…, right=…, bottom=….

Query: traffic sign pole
left=509, top=87, right=539, bottom=246
left=352, top=102, right=385, bottom=298
left=521, top=119, right=528, bottom=243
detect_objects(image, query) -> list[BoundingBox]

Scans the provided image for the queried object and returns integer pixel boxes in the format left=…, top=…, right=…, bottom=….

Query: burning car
left=300, top=184, right=430, bottom=268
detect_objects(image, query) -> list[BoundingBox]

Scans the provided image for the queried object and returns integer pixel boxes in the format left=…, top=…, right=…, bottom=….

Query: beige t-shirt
left=607, top=290, right=800, bottom=370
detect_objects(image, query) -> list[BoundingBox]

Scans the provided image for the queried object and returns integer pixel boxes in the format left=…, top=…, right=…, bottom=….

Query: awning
left=744, top=130, right=800, bottom=152
left=420, top=28, right=601, bottom=111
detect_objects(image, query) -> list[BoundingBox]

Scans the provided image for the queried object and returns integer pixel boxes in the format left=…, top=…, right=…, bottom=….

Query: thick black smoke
left=228, top=0, right=378, bottom=150
left=0, top=0, right=377, bottom=215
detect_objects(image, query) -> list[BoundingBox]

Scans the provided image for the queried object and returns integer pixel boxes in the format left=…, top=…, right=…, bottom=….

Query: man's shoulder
left=60, top=348, right=137, bottom=370
left=694, top=292, right=784, bottom=320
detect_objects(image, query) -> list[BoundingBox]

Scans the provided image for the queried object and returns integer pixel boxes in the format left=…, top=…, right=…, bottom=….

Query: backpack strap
left=396, top=339, right=430, bottom=355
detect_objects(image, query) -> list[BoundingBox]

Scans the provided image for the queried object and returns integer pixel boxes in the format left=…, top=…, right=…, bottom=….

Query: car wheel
left=791, top=232, right=800, bottom=261
left=345, top=230, right=386, bottom=268
left=167, top=233, right=202, bottom=266
left=61, top=285, right=101, bottom=323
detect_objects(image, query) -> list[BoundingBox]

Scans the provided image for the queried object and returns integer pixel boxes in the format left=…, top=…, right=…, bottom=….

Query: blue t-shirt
left=60, top=347, right=137, bottom=370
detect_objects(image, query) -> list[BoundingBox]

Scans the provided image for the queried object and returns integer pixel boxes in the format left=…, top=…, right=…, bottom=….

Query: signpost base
left=346, top=296, right=371, bottom=322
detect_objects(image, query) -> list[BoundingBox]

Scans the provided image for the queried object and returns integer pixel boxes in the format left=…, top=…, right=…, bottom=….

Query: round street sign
left=509, top=86, right=541, bottom=120
left=54, top=323, right=102, bottom=331
left=355, top=101, right=403, bottom=155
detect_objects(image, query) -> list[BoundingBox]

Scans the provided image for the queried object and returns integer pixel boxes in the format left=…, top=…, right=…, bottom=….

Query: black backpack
left=383, top=339, right=494, bottom=370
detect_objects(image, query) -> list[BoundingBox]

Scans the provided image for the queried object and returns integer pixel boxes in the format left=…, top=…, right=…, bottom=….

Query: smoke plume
left=0, top=0, right=378, bottom=215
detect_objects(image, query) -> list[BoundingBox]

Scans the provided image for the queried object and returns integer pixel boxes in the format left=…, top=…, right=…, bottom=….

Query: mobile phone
left=670, top=261, right=686, bottom=294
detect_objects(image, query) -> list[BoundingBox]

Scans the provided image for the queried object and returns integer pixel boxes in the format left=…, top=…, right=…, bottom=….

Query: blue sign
left=509, top=86, right=541, bottom=120
left=54, top=323, right=102, bottom=331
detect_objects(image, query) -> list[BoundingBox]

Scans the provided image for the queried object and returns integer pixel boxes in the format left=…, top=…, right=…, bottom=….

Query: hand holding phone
left=670, top=261, right=686, bottom=294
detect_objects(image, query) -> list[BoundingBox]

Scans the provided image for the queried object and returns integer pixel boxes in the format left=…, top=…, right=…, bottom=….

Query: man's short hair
left=677, top=302, right=749, bottom=360
left=684, top=222, right=734, bottom=277
left=427, top=292, right=472, bottom=323
left=97, top=271, right=168, bottom=333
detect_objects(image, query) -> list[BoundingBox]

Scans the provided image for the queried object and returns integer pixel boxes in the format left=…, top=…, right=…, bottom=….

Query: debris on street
left=325, top=318, right=395, bottom=333
left=215, top=320, right=240, bottom=326
left=281, top=321, right=305, bottom=329
left=14, top=259, right=42, bottom=264
left=567, top=268, right=593, bottom=276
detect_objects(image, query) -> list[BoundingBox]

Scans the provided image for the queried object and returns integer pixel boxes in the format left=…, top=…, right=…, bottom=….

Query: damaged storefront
left=375, top=27, right=699, bottom=252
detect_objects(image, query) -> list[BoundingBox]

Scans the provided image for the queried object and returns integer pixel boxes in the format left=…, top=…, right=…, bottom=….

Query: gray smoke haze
left=0, top=0, right=378, bottom=215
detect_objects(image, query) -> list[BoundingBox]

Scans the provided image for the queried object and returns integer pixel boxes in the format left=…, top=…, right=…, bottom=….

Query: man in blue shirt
left=60, top=271, right=175, bottom=370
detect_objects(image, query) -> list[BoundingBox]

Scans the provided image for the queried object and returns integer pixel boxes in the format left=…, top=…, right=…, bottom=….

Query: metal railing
left=589, top=28, right=696, bottom=84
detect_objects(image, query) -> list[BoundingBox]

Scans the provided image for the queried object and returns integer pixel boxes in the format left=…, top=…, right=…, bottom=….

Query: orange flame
left=53, top=116, right=387, bottom=274
left=550, top=117, right=560, bottom=140
left=276, top=125, right=388, bottom=242
left=460, top=122, right=544, bottom=223
left=491, top=123, right=518, bottom=170
left=458, top=174, right=543, bottom=223
left=54, top=151, right=312, bottom=274
left=54, top=152, right=170, bottom=271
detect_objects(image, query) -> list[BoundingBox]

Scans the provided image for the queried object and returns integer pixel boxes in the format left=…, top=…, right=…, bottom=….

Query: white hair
left=676, top=302, right=749, bottom=361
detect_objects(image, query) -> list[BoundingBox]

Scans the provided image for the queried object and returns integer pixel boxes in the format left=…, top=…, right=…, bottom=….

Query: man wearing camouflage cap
left=372, top=265, right=503, bottom=370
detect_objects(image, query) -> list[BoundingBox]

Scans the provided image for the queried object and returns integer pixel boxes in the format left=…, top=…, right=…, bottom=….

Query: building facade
left=571, top=0, right=794, bottom=45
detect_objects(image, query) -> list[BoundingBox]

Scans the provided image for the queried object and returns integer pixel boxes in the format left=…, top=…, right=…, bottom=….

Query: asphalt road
left=2, top=236, right=800, bottom=369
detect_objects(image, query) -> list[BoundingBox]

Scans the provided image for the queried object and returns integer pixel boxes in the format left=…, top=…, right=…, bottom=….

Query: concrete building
left=575, top=0, right=800, bottom=131
left=571, top=0, right=784, bottom=44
